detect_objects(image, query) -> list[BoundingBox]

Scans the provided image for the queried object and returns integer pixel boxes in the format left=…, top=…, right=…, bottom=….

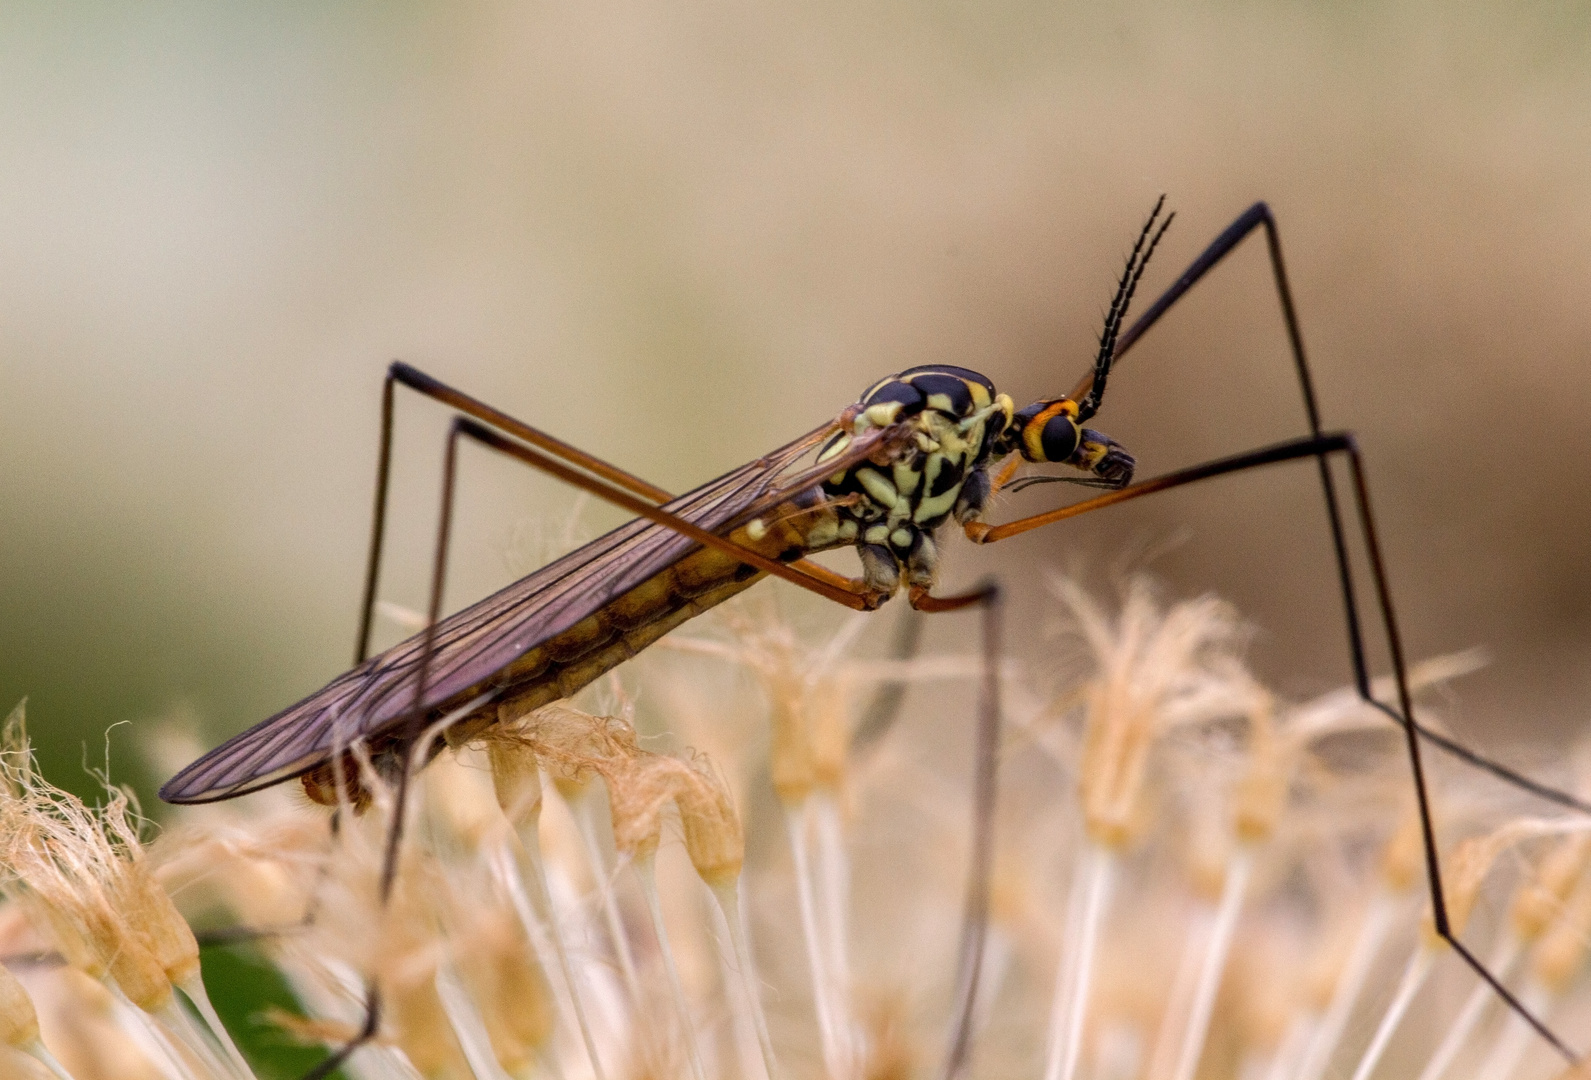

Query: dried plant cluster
left=2, top=578, right=1591, bottom=1080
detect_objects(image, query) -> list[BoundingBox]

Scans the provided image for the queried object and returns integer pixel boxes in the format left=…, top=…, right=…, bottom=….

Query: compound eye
left=1040, top=414, right=1080, bottom=462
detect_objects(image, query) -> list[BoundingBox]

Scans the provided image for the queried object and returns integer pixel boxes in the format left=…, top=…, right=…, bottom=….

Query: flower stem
left=498, top=836, right=608, bottom=1080
left=1473, top=979, right=1552, bottom=1080
left=435, top=960, right=516, bottom=1080
left=23, top=1039, right=77, bottom=1080
left=566, top=785, right=646, bottom=1012
left=178, top=973, right=258, bottom=1080
left=1043, top=843, right=1116, bottom=1080
left=1293, top=890, right=1400, bottom=1080
left=1347, top=947, right=1434, bottom=1080
left=634, top=853, right=707, bottom=1080
left=1415, top=934, right=1521, bottom=1080
left=1169, top=848, right=1253, bottom=1080
left=711, top=878, right=781, bottom=1080
left=785, top=798, right=850, bottom=1078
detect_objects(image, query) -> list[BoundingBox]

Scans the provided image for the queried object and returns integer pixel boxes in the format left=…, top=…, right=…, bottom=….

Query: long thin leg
left=1334, top=445, right=1579, bottom=1062
left=301, top=423, right=464, bottom=1078
left=377, top=417, right=468, bottom=902
left=358, top=363, right=676, bottom=661
left=355, top=361, right=864, bottom=661
left=924, top=582, right=1003, bottom=1080
left=450, top=418, right=874, bottom=609
left=300, top=984, right=381, bottom=1080
left=1070, top=202, right=1372, bottom=723
left=317, top=414, right=615, bottom=1077
left=958, top=432, right=1580, bottom=1063
left=1052, top=203, right=1591, bottom=816
left=849, top=610, right=926, bottom=753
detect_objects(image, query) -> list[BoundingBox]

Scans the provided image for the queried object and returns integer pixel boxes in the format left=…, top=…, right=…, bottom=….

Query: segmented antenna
left=1078, top=197, right=1175, bottom=422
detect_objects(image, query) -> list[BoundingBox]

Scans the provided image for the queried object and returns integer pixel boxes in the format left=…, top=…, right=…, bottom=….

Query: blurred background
left=2, top=2, right=1590, bottom=817
left=4, top=1, right=1591, bottom=1073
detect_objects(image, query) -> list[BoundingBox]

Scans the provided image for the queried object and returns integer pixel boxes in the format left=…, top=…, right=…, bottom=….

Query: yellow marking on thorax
left=893, top=459, right=921, bottom=495
left=856, top=468, right=900, bottom=508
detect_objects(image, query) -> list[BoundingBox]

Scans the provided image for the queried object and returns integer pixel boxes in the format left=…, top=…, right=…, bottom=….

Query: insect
left=160, top=199, right=1590, bottom=1075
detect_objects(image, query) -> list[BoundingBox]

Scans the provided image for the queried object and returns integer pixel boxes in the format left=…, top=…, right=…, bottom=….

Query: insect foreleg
left=1062, top=204, right=1591, bottom=821
left=968, top=432, right=1584, bottom=1064
left=1337, top=444, right=1579, bottom=1065
left=1077, top=204, right=1376, bottom=714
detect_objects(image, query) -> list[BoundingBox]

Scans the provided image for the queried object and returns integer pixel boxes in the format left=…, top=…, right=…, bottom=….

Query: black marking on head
left=908, top=373, right=974, bottom=416
left=895, top=364, right=995, bottom=394
left=864, top=379, right=926, bottom=414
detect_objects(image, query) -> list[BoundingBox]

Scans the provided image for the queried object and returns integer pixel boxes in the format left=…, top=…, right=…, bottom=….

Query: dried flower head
left=6, top=577, right=1591, bottom=1080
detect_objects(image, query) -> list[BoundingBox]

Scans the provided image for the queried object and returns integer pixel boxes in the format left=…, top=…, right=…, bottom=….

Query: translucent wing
left=160, top=414, right=893, bottom=803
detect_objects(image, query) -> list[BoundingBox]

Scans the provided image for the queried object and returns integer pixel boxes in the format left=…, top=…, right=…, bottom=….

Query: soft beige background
left=3, top=1, right=1590, bottom=795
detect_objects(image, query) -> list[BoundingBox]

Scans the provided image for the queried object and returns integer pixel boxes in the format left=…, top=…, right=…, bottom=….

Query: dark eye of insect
left=863, top=379, right=926, bottom=414
left=1041, top=414, right=1080, bottom=462
left=907, top=372, right=973, bottom=416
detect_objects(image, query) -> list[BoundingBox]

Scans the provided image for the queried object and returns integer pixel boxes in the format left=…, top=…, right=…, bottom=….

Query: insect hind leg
left=309, top=398, right=892, bottom=1078
left=354, top=361, right=679, bottom=666
left=298, top=984, right=382, bottom=1080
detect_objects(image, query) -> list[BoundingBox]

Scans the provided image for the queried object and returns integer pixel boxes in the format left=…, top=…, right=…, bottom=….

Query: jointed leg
left=963, top=432, right=1581, bottom=1063
left=901, top=581, right=1002, bottom=1080
left=314, top=405, right=907, bottom=1076
left=356, top=362, right=875, bottom=661
left=300, top=984, right=381, bottom=1080
left=311, top=418, right=588, bottom=1079
left=1071, top=202, right=1371, bottom=727
left=1058, top=202, right=1591, bottom=815
left=850, top=610, right=926, bottom=754
left=356, top=363, right=679, bottom=664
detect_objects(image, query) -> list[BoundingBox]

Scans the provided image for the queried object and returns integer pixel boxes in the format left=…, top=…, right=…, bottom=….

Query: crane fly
left=158, top=199, right=1590, bottom=1073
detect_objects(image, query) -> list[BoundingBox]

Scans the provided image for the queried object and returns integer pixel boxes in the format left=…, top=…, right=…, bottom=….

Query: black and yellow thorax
left=795, top=363, right=1135, bottom=598
left=810, top=366, right=1015, bottom=594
